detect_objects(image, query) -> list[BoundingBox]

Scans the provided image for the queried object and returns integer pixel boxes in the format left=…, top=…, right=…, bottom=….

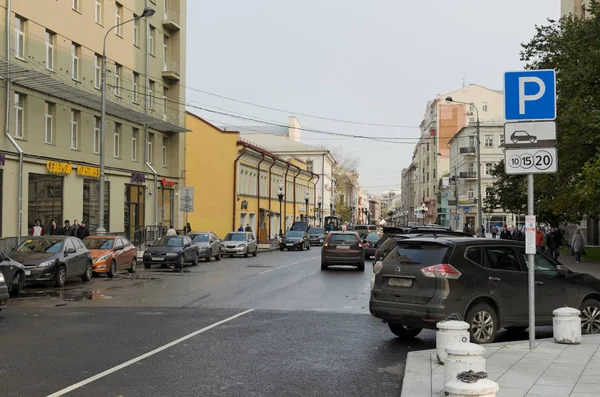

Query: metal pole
left=279, top=199, right=282, bottom=237
left=97, top=41, right=108, bottom=234
left=455, top=164, right=459, bottom=230
left=528, top=173, right=535, bottom=349
left=476, top=113, right=483, bottom=237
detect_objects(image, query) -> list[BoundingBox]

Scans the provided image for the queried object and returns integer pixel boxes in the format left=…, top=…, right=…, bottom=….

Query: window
left=44, top=102, right=54, bottom=144
left=94, top=54, right=102, bottom=89
left=516, top=247, right=558, bottom=275
left=162, top=137, right=168, bottom=167
left=149, top=26, right=156, bottom=55
left=306, top=161, right=314, bottom=172
left=72, top=0, right=80, bottom=11
left=468, top=188, right=474, bottom=199
left=71, top=43, right=80, bottom=80
left=499, top=135, right=505, bottom=147
left=70, top=110, right=79, bottom=150
left=483, top=247, right=522, bottom=272
left=133, top=16, right=140, bottom=46
left=132, top=128, right=138, bottom=161
left=114, top=64, right=122, bottom=96
left=28, top=174, right=64, bottom=231
left=132, top=72, right=139, bottom=103
left=95, top=0, right=103, bottom=24
left=163, top=35, right=169, bottom=70
left=162, top=87, right=168, bottom=117
left=93, top=117, right=100, bottom=154
left=45, top=30, right=55, bottom=70
left=148, top=80, right=155, bottom=110
left=482, top=102, right=488, bottom=112
left=83, top=179, right=110, bottom=232
left=469, top=136, right=475, bottom=147
left=148, top=133, right=154, bottom=164
left=115, top=3, right=123, bottom=35
left=485, top=162, right=493, bottom=175
left=465, top=247, right=482, bottom=265
left=484, top=134, right=493, bottom=148
left=113, top=123, right=121, bottom=158
left=14, top=93, right=24, bottom=139
left=15, top=16, right=25, bottom=59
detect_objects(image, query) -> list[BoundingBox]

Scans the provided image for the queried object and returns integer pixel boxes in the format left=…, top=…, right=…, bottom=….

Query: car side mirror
left=146, top=242, right=153, bottom=247
left=65, top=248, right=76, bottom=255
left=556, top=266, right=568, bottom=277
left=115, top=245, right=124, bottom=251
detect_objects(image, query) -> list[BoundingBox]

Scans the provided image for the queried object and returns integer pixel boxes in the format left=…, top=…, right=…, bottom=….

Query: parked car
left=0, top=271, right=8, bottom=312
left=290, top=221, right=310, bottom=232
left=221, top=232, right=258, bottom=258
left=369, top=237, right=600, bottom=344
left=9, top=236, right=93, bottom=287
left=83, top=235, right=137, bottom=277
left=280, top=231, right=310, bottom=251
left=0, top=250, right=26, bottom=296
left=189, top=232, right=222, bottom=262
left=363, top=233, right=381, bottom=259
left=143, top=235, right=199, bottom=269
left=308, top=227, right=326, bottom=246
left=321, top=232, right=365, bottom=271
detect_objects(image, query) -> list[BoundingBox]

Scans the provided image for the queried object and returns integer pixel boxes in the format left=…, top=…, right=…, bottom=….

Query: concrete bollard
left=444, top=343, right=486, bottom=385
left=445, top=378, right=499, bottom=397
left=436, top=320, right=470, bottom=364
left=553, top=307, right=582, bottom=344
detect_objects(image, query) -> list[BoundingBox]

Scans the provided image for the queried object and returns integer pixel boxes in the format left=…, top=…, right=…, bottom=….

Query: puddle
left=18, top=289, right=113, bottom=301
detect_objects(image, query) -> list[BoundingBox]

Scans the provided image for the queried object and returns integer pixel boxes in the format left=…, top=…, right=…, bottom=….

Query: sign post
left=504, top=69, right=557, bottom=350
left=179, top=187, right=194, bottom=229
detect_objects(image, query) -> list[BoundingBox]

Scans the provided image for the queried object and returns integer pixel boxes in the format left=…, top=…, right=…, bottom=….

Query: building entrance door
left=125, top=185, right=146, bottom=242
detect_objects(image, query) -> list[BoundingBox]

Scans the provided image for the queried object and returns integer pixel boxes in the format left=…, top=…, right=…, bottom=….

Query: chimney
left=288, top=116, right=301, bottom=142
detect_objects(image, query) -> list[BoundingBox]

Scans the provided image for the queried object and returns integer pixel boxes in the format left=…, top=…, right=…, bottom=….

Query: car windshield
left=387, top=242, right=449, bottom=265
left=83, top=238, right=114, bottom=250
left=328, top=234, right=358, bottom=243
left=192, top=234, right=209, bottom=243
left=224, top=233, right=246, bottom=242
left=366, top=234, right=380, bottom=242
left=154, top=237, right=185, bottom=247
left=309, top=228, right=324, bottom=235
left=286, top=231, right=303, bottom=238
left=16, top=238, right=63, bottom=253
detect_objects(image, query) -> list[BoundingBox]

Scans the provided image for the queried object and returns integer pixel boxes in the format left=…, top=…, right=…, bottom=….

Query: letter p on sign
left=504, top=70, right=556, bottom=122
left=519, top=77, right=545, bottom=115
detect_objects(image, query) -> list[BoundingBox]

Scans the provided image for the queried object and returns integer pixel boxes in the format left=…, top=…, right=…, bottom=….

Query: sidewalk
left=402, top=335, right=600, bottom=396
left=558, top=253, right=600, bottom=278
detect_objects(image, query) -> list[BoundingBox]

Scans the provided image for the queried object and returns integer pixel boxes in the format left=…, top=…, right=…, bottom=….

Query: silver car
left=189, top=232, right=222, bottom=262
left=221, top=232, right=258, bottom=258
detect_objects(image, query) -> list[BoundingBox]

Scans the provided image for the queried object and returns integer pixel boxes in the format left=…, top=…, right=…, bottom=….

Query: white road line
left=45, top=309, right=255, bottom=397
left=257, top=256, right=318, bottom=275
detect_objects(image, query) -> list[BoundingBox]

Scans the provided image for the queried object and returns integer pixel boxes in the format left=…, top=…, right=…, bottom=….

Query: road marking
left=45, top=309, right=255, bottom=397
left=257, top=256, right=318, bottom=275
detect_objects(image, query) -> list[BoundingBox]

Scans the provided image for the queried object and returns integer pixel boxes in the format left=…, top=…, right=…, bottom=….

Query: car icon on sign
left=510, top=130, right=537, bottom=144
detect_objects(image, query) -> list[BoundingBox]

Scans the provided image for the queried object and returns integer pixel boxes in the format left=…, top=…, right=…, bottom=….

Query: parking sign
left=504, top=70, right=556, bottom=121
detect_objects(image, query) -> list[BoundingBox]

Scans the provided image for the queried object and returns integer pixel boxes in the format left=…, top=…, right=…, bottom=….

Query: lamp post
left=317, top=196, right=322, bottom=227
left=304, top=191, right=309, bottom=221
left=277, top=183, right=284, bottom=237
left=419, top=203, right=428, bottom=226
left=97, top=7, right=155, bottom=234
left=330, top=196, right=334, bottom=217
left=446, top=96, right=483, bottom=237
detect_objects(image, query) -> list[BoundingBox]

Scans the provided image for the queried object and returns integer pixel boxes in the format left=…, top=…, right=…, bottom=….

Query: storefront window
left=125, top=184, right=145, bottom=242
left=0, top=170, right=3, bottom=237
left=28, top=173, right=63, bottom=231
left=83, top=179, right=110, bottom=232
left=158, top=187, right=174, bottom=227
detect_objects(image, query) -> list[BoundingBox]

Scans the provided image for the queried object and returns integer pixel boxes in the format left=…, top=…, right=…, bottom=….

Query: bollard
left=445, top=377, right=499, bottom=397
left=436, top=320, right=470, bottom=364
left=444, top=343, right=486, bottom=385
left=553, top=307, right=581, bottom=344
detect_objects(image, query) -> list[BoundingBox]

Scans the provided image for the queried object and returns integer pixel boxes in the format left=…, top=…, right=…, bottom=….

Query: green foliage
left=335, top=195, right=351, bottom=223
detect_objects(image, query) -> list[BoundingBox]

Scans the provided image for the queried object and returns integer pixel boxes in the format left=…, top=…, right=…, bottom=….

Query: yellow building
left=184, top=112, right=319, bottom=243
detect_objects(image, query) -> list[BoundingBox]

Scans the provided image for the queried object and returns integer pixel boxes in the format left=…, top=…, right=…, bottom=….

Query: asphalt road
left=1, top=248, right=552, bottom=397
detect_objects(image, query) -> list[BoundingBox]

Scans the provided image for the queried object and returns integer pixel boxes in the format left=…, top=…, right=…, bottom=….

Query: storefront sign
left=46, top=161, right=72, bottom=175
left=132, top=173, right=146, bottom=183
left=0, top=153, right=5, bottom=166
left=77, top=165, right=100, bottom=178
left=161, top=177, right=177, bottom=187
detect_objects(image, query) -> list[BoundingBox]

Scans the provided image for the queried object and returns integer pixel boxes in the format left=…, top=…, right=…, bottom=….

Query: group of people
left=31, top=219, right=90, bottom=240
left=237, top=224, right=253, bottom=233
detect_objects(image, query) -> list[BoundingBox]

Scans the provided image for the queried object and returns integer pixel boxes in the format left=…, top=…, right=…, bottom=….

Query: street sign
left=504, top=70, right=556, bottom=121
left=179, top=187, right=194, bottom=212
left=454, top=215, right=460, bottom=221
left=525, top=215, right=536, bottom=255
left=505, top=147, right=558, bottom=175
left=413, top=209, right=419, bottom=215
left=504, top=121, right=557, bottom=149
left=464, top=208, right=469, bottom=213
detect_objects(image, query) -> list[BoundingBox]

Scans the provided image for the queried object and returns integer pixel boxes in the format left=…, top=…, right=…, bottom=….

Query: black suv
left=369, top=237, right=600, bottom=344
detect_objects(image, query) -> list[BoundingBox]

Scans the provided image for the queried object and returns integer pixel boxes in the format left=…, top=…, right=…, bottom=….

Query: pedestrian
left=463, top=224, right=469, bottom=234
left=166, top=225, right=177, bottom=236
left=546, top=227, right=561, bottom=260
left=245, top=224, right=252, bottom=233
left=184, top=222, right=192, bottom=235
left=31, top=219, right=44, bottom=236
left=491, top=226, right=498, bottom=239
left=480, top=225, right=485, bottom=237
left=572, top=229, right=585, bottom=263
left=71, top=219, right=80, bottom=237
left=237, top=224, right=244, bottom=232
left=62, top=220, right=72, bottom=236
left=499, top=225, right=512, bottom=240
left=536, top=226, right=545, bottom=251
left=48, top=220, right=60, bottom=235
left=76, top=222, right=90, bottom=240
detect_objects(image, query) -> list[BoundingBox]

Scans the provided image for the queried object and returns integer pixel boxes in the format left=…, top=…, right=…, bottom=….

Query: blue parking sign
left=504, top=70, right=556, bottom=121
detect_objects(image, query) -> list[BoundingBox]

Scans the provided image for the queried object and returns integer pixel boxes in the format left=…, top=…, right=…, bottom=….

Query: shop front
left=125, top=173, right=147, bottom=241
left=158, top=177, right=177, bottom=228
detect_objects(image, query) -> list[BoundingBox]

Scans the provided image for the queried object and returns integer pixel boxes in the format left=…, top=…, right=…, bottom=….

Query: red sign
left=161, top=178, right=177, bottom=187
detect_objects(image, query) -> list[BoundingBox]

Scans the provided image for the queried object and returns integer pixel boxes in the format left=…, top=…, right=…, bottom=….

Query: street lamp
left=97, top=7, right=155, bottom=234
left=277, top=183, right=284, bottom=237
left=317, top=196, right=322, bottom=227
left=329, top=196, right=334, bottom=216
left=419, top=203, right=428, bottom=226
left=446, top=96, right=483, bottom=237
left=304, top=191, right=309, bottom=221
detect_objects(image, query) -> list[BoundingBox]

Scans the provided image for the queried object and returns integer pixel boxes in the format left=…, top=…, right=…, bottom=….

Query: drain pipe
left=283, top=164, right=290, bottom=232
left=292, top=166, right=301, bottom=222
left=313, top=173, right=320, bottom=226
left=5, top=0, right=24, bottom=245
left=256, top=154, right=265, bottom=235
left=233, top=146, right=248, bottom=231
left=267, top=159, right=276, bottom=239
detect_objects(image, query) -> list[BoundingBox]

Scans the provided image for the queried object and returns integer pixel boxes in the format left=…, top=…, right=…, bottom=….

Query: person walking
left=491, top=226, right=499, bottom=239
left=166, top=225, right=177, bottom=236
left=546, top=227, right=561, bottom=260
left=535, top=226, right=545, bottom=252
left=572, top=229, right=585, bottom=263
left=184, top=222, right=192, bottom=235
left=31, top=219, right=44, bottom=236
left=71, top=219, right=80, bottom=237
left=48, top=220, right=60, bottom=235
left=499, top=225, right=512, bottom=240
left=245, top=224, right=252, bottom=233
left=237, top=225, right=244, bottom=232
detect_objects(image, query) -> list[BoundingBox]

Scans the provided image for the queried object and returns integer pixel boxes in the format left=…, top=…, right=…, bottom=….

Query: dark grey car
left=8, top=236, right=93, bottom=288
left=308, top=227, right=326, bottom=246
left=0, top=251, right=26, bottom=296
left=143, top=235, right=199, bottom=269
left=190, top=232, right=222, bottom=262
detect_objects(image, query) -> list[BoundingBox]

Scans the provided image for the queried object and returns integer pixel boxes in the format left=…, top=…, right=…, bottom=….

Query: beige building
left=561, top=0, right=592, bottom=17
left=0, top=0, right=187, bottom=250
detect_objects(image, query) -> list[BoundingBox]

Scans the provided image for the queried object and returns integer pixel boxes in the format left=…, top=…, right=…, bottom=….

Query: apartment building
left=0, top=0, right=187, bottom=250
left=561, top=0, right=592, bottom=17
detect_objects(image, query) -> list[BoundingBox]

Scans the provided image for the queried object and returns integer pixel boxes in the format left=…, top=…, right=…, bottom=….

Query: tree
left=335, top=194, right=351, bottom=223
left=325, top=145, right=360, bottom=173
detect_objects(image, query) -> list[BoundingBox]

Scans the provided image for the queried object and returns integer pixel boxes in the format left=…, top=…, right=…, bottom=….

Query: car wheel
left=215, top=251, right=221, bottom=261
left=144, top=263, right=151, bottom=269
left=466, top=302, right=498, bottom=344
left=205, top=250, right=212, bottom=263
left=321, top=261, right=328, bottom=271
left=107, top=260, right=117, bottom=278
left=388, top=323, right=422, bottom=339
left=357, top=262, right=365, bottom=272
left=81, top=262, right=93, bottom=282
left=244, top=249, right=249, bottom=258
left=253, top=248, right=257, bottom=257
left=580, top=298, right=600, bottom=334
left=512, top=138, right=518, bottom=143
left=529, top=137, right=536, bottom=143
left=129, top=258, right=137, bottom=273
left=280, top=247, right=284, bottom=251
left=54, top=265, right=66, bottom=288
left=10, top=272, right=24, bottom=297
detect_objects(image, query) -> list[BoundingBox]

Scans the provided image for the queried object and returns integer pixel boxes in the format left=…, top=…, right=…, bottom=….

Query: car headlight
left=199, top=246, right=208, bottom=251
left=236, top=244, right=245, bottom=248
left=0, top=273, right=4, bottom=283
left=95, top=254, right=110, bottom=262
left=38, top=260, right=55, bottom=268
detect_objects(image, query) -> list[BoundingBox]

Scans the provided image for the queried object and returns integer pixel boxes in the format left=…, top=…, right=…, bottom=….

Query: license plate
left=153, top=257, right=164, bottom=261
left=286, top=243, right=294, bottom=246
left=25, top=270, right=31, bottom=276
left=336, top=245, right=349, bottom=249
left=388, top=277, right=413, bottom=288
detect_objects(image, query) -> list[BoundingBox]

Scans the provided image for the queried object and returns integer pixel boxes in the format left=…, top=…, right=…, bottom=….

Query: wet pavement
left=0, top=249, right=553, bottom=397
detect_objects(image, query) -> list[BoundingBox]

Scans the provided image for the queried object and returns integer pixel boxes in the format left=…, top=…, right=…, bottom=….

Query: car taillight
left=373, top=261, right=383, bottom=274
left=421, top=264, right=461, bottom=279
left=364, top=242, right=370, bottom=247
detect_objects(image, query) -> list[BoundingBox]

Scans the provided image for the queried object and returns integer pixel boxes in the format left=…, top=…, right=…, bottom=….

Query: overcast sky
left=186, top=0, right=560, bottom=195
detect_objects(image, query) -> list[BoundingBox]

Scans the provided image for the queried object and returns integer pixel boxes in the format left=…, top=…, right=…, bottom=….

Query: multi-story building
left=0, top=0, right=187, bottom=250
left=401, top=163, right=416, bottom=224
left=335, top=169, right=360, bottom=224
left=561, top=0, right=592, bottom=17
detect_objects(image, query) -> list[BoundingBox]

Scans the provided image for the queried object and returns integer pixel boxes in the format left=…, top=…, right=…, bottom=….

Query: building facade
left=0, top=0, right=187, bottom=251
left=561, top=0, right=592, bottom=17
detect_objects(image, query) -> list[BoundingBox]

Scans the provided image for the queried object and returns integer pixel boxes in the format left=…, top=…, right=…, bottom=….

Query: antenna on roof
left=462, top=75, right=466, bottom=88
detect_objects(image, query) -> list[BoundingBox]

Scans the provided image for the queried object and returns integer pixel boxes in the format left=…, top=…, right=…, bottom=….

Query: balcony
left=162, top=60, right=180, bottom=81
left=459, top=146, right=476, bottom=155
left=459, top=172, right=477, bottom=180
left=162, top=8, right=181, bottom=31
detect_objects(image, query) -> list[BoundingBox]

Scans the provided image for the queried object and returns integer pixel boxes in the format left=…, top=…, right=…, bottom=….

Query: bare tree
left=322, top=145, right=360, bottom=173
